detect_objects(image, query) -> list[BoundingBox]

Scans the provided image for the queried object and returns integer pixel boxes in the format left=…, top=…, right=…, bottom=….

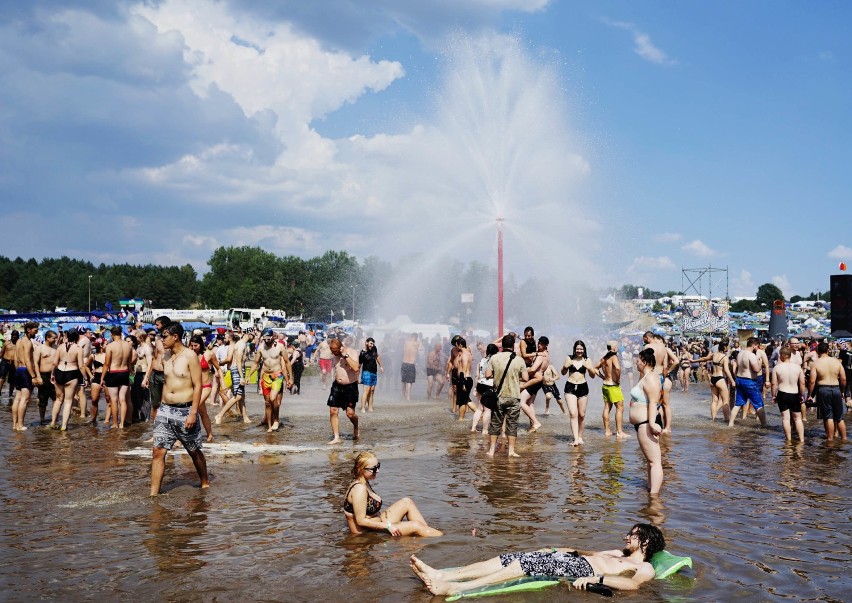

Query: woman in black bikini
left=694, top=341, right=734, bottom=422
left=561, top=341, right=597, bottom=446
left=87, top=338, right=108, bottom=424
left=51, top=329, right=87, bottom=431
left=342, top=451, right=442, bottom=537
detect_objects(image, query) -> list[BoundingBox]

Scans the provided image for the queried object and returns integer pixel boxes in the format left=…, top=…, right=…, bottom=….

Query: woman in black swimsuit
left=560, top=341, right=597, bottom=446
left=694, top=341, right=734, bottom=421
left=51, top=329, right=87, bottom=431
left=342, top=452, right=442, bottom=537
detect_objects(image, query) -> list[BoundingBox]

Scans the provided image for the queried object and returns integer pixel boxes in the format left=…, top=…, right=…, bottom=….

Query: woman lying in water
left=342, top=451, right=443, bottom=537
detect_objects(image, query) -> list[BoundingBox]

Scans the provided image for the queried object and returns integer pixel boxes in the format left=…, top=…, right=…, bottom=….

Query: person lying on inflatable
left=411, top=523, right=690, bottom=598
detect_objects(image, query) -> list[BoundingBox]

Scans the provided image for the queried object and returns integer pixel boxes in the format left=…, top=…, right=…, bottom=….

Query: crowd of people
left=2, top=319, right=851, bottom=499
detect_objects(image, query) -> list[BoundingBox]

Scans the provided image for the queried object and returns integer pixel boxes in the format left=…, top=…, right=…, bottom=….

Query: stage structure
left=681, top=266, right=730, bottom=335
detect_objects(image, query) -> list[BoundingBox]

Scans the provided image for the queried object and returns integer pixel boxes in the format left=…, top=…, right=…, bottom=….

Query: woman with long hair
left=188, top=334, right=217, bottom=442
left=561, top=340, right=597, bottom=446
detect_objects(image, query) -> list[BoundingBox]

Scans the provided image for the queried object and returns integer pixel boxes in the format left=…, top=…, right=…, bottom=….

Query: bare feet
left=604, top=431, right=613, bottom=437
left=206, top=434, right=214, bottom=443
left=271, top=421, right=280, bottom=431
left=242, top=415, right=252, bottom=424
left=486, top=449, right=496, bottom=457
left=353, top=426, right=360, bottom=441
left=410, top=556, right=453, bottom=596
left=616, top=431, right=630, bottom=440
left=214, top=414, right=222, bottom=425
left=508, top=451, right=520, bottom=457
left=328, top=437, right=341, bottom=445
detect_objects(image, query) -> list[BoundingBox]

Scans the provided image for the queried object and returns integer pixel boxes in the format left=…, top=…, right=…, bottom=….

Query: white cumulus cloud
left=681, top=240, right=716, bottom=257
left=827, top=244, right=852, bottom=259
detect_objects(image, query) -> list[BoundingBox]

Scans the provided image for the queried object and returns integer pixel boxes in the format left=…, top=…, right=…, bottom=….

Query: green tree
left=755, top=283, right=784, bottom=308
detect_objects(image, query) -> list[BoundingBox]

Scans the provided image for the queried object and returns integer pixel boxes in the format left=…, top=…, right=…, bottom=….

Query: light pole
left=88, top=275, right=92, bottom=313
left=496, top=217, right=504, bottom=338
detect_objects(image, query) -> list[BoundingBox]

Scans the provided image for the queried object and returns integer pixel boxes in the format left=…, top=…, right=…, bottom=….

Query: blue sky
left=1, top=0, right=849, bottom=299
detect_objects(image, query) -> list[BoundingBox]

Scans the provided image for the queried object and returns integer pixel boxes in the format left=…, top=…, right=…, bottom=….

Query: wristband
left=387, top=521, right=393, bottom=533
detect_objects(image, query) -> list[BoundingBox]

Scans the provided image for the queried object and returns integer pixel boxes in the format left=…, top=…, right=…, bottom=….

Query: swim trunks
left=426, top=367, right=439, bottom=377
left=327, top=381, right=359, bottom=409
left=734, top=377, right=764, bottom=410
left=148, top=370, right=165, bottom=409
left=104, top=369, right=130, bottom=388
left=361, top=370, right=377, bottom=387
left=401, top=362, right=416, bottom=384
left=0, top=358, right=10, bottom=379
left=776, top=391, right=801, bottom=414
left=153, top=403, right=203, bottom=452
left=564, top=381, right=589, bottom=398
left=319, top=358, right=333, bottom=373
left=499, top=551, right=595, bottom=579
left=229, top=366, right=245, bottom=397
left=37, top=372, right=55, bottom=408
left=15, top=367, right=33, bottom=391
left=816, top=385, right=844, bottom=421
left=542, top=383, right=561, bottom=400
left=525, top=382, right=543, bottom=397
left=260, top=371, right=284, bottom=397
left=602, top=383, right=624, bottom=404
left=455, top=375, right=473, bottom=405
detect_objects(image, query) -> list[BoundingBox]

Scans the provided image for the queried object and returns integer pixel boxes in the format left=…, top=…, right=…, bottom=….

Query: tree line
left=1, top=250, right=822, bottom=326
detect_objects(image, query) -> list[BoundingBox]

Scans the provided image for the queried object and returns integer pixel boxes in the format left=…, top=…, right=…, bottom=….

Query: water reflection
left=143, top=497, right=210, bottom=573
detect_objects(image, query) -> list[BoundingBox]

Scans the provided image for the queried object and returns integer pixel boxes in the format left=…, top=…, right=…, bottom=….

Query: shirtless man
left=426, top=342, right=445, bottom=399
left=150, top=322, right=209, bottom=496
left=35, top=330, right=58, bottom=424
left=518, top=336, right=550, bottom=432
left=519, top=326, right=538, bottom=366
left=0, top=330, right=18, bottom=404
left=142, top=316, right=171, bottom=424
left=597, top=340, right=627, bottom=439
left=102, top=325, right=136, bottom=429
left=807, top=341, right=847, bottom=441
left=11, top=322, right=41, bottom=431
left=134, top=331, right=153, bottom=421
left=75, top=328, right=93, bottom=419
left=327, top=338, right=360, bottom=444
left=771, top=346, right=806, bottom=441
left=214, top=331, right=252, bottom=424
left=643, top=332, right=677, bottom=433
left=410, top=523, right=665, bottom=596
left=316, top=338, right=333, bottom=388
left=729, top=337, right=767, bottom=427
left=453, top=338, right=475, bottom=421
left=401, top=333, right=420, bottom=401
left=252, top=329, right=293, bottom=432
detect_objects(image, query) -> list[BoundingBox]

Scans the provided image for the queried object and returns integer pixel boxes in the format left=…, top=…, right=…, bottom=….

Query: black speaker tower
left=830, top=274, right=852, bottom=334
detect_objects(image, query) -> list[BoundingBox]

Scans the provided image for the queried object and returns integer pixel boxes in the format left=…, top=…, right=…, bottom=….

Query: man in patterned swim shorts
left=150, top=322, right=209, bottom=496
left=411, top=524, right=665, bottom=595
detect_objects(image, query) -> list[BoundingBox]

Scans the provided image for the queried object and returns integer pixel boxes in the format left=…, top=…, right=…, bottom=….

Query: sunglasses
left=365, top=462, right=381, bottom=473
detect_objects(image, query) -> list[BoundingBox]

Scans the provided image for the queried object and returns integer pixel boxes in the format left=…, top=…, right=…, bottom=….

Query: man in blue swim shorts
left=729, top=337, right=767, bottom=427
left=410, top=523, right=665, bottom=595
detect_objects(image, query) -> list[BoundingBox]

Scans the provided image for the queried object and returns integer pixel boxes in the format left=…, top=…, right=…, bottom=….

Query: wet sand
left=1, top=377, right=850, bottom=602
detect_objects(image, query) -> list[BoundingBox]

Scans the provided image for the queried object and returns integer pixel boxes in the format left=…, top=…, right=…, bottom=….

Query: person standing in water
left=150, top=322, right=208, bottom=496
left=628, top=349, right=663, bottom=494
left=327, top=338, right=360, bottom=444
left=772, top=346, right=806, bottom=442
left=561, top=340, right=597, bottom=446
left=596, top=340, right=628, bottom=439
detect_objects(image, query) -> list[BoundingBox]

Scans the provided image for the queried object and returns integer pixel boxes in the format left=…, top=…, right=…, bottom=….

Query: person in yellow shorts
left=597, top=341, right=628, bottom=439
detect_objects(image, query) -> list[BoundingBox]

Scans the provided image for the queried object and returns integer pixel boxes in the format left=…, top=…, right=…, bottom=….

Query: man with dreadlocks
left=410, top=524, right=665, bottom=595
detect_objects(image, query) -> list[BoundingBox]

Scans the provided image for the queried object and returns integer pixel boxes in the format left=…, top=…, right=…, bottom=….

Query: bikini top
left=200, top=354, right=210, bottom=371
left=567, top=363, right=586, bottom=375
left=343, top=481, right=382, bottom=516
left=630, top=379, right=649, bottom=404
left=712, top=354, right=724, bottom=367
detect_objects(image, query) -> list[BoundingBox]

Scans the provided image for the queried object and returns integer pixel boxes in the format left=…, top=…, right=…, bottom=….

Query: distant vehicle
left=140, top=308, right=227, bottom=325
left=226, top=308, right=287, bottom=331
